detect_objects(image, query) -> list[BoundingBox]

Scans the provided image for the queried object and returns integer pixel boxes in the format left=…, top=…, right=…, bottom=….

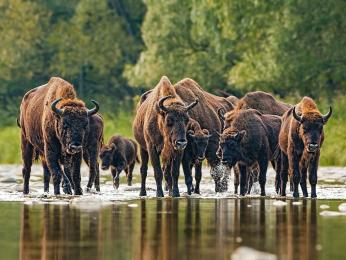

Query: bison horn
left=87, top=100, right=99, bottom=116
left=292, top=106, right=303, bottom=123
left=184, top=99, right=199, bottom=111
left=157, top=95, right=173, bottom=113
left=51, top=98, right=63, bottom=116
left=214, top=130, right=221, bottom=137
left=322, top=106, right=332, bottom=124
left=218, top=108, right=226, bottom=121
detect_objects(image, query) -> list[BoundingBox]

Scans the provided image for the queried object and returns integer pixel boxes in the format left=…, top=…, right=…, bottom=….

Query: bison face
left=219, top=130, right=246, bottom=167
left=187, top=129, right=211, bottom=161
left=293, top=106, right=332, bottom=153
left=164, top=112, right=190, bottom=151
left=52, top=98, right=99, bottom=155
left=99, top=144, right=115, bottom=170
left=156, top=96, right=199, bottom=151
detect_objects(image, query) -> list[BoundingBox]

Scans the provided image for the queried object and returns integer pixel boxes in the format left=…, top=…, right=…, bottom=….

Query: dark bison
left=99, top=135, right=139, bottom=189
left=19, top=77, right=99, bottom=195
left=182, top=118, right=211, bottom=194
left=218, top=109, right=282, bottom=196
left=174, top=78, right=235, bottom=192
left=133, top=76, right=198, bottom=197
left=279, top=97, right=332, bottom=198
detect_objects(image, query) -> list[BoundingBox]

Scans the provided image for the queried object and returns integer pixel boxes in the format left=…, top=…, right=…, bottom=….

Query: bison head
left=293, top=106, right=332, bottom=153
left=156, top=96, right=198, bottom=151
left=51, top=98, right=99, bottom=154
left=218, top=129, right=246, bottom=167
left=187, top=128, right=211, bottom=162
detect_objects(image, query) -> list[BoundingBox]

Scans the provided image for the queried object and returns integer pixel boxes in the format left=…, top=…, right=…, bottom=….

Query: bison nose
left=176, top=139, right=187, bottom=150
left=307, top=143, right=319, bottom=152
left=69, top=143, right=83, bottom=152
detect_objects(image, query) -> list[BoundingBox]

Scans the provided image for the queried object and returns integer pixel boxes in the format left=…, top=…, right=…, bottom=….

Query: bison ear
left=202, top=129, right=209, bottom=135
left=237, top=130, right=246, bottom=141
left=110, top=143, right=116, bottom=151
left=155, top=102, right=166, bottom=116
left=187, top=130, right=195, bottom=138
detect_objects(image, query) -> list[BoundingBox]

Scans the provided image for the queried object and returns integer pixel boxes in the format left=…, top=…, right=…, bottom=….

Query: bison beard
left=279, top=97, right=332, bottom=198
left=19, top=77, right=99, bottom=195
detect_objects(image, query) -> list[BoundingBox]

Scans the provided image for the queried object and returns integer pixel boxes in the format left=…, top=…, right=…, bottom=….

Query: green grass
left=1, top=98, right=345, bottom=166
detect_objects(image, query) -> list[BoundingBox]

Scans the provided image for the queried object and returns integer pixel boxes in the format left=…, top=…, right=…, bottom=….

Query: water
left=0, top=165, right=346, bottom=259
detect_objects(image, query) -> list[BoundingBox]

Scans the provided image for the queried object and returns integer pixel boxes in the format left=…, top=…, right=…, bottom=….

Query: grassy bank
left=1, top=98, right=345, bottom=166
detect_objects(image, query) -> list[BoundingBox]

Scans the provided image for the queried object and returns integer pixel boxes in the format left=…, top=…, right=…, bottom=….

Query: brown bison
left=133, top=76, right=198, bottom=197
left=218, top=109, right=282, bottom=196
left=174, top=78, right=234, bottom=192
left=279, top=97, right=332, bottom=198
left=182, top=118, right=211, bottom=194
left=99, top=135, right=139, bottom=189
left=19, top=77, right=99, bottom=195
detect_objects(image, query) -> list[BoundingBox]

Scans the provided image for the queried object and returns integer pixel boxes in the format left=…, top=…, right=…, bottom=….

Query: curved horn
left=87, top=100, right=99, bottom=116
left=184, top=99, right=199, bottom=111
left=51, top=98, right=63, bottom=116
left=322, top=106, right=332, bottom=124
left=292, top=106, right=303, bottom=123
left=218, top=108, right=225, bottom=121
left=157, top=95, right=173, bottom=113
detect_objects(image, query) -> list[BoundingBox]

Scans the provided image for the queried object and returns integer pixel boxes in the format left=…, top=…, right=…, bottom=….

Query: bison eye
left=166, top=118, right=174, bottom=127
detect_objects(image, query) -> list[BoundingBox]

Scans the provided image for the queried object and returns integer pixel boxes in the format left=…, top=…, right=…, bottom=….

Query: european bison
left=218, top=109, right=282, bottom=196
left=279, top=97, right=332, bottom=198
left=99, top=135, right=139, bottom=189
left=174, top=78, right=234, bottom=192
left=19, top=77, right=99, bottom=195
left=183, top=118, right=211, bottom=194
left=133, top=76, right=198, bottom=197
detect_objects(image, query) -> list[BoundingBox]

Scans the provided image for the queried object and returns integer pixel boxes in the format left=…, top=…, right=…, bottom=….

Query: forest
left=0, top=0, right=345, bottom=164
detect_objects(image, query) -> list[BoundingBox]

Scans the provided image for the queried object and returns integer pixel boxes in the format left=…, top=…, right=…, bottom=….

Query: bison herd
left=17, top=76, right=332, bottom=198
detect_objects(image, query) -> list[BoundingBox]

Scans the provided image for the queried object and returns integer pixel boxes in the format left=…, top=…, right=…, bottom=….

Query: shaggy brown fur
left=19, top=77, right=99, bottom=195
left=99, top=135, right=139, bottom=189
left=182, top=118, right=211, bottom=194
left=174, top=78, right=234, bottom=192
left=133, top=76, right=198, bottom=197
left=279, top=97, right=332, bottom=198
left=219, top=109, right=282, bottom=196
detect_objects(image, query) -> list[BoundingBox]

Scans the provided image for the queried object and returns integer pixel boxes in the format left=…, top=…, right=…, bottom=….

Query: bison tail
left=272, top=144, right=281, bottom=161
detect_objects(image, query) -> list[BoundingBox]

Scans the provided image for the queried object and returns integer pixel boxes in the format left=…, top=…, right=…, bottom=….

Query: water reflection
left=18, top=199, right=321, bottom=260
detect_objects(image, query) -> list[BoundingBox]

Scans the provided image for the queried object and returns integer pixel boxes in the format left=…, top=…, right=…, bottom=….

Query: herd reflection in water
left=19, top=199, right=319, bottom=260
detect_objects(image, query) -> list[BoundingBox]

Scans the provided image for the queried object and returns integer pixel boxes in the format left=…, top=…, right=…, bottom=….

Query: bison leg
left=171, top=154, right=183, bottom=197
left=163, top=160, right=172, bottom=195
left=272, top=159, right=281, bottom=194
left=94, top=162, right=100, bottom=192
left=182, top=159, right=193, bottom=195
left=258, top=158, right=268, bottom=196
left=309, top=153, right=320, bottom=198
left=62, top=155, right=74, bottom=195
left=112, top=168, right=120, bottom=189
left=72, top=153, right=83, bottom=195
left=83, top=151, right=98, bottom=192
left=233, top=165, right=239, bottom=194
left=21, top=137, right=34, bottom=195
left=139, top=148, right=149, bottom=196
left=148, top=147, right=164, bottom=198
left=280, top=153, right=289, bottom=196
left=194, top=163, right=202, bottom=194
left=289, top=149, right=301, bottom=198
left=42, top=160, right=51, bottom=193
left=127, top=162, right=135, bottom=186
left=300, top=165, right=308, bottom=197
left=246, top=168, right=254, bottom=194
left=239, top=165, right=247, bottom=196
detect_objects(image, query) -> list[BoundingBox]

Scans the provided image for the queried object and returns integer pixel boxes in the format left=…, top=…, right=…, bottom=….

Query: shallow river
left=0, top=165, right=346, bottom=260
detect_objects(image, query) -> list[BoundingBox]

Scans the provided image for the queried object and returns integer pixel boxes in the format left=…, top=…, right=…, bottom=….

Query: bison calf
left=182, top=118, right=211, bottom=194
left=99, top=135, right=139, bottom=189
left=279, top=97, right=332, bottom=198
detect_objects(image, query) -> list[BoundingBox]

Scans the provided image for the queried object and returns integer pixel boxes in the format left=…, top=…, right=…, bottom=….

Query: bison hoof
left=194, top=189, right=200, bottom=195
left=303, top=192, right=308, bottom=198
left=172, top=190, right=180, bottom=197
left=311, top=193, right=317, bottom=198
left=63, top=185, right=72, bottom=195
left=156, top=190, right=164, bottom=198
left=74, top=188, right=83, bottom=195
left=85, top=187, right=92, bottom=193
left=293, top=192, right=299, bottom=198
left=139, top=190, right=147, bottom=196
left=261, top=192, right=266, bottom=196
left=95, top=186, right=100, bottom=192
left=127, top=181, right=132, bottom=186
